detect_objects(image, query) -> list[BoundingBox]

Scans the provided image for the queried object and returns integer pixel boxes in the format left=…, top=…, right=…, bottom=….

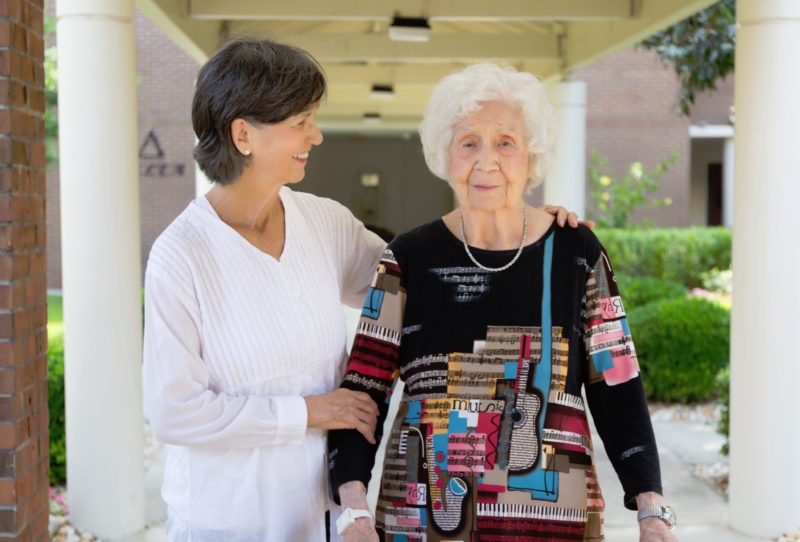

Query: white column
left=730, top=0, right=800, bottom=537
left=722, top=137, right=734, bottom=228
left=544, top=81, right=587, bottom=217
left=57, top=1, right=145, bottom=539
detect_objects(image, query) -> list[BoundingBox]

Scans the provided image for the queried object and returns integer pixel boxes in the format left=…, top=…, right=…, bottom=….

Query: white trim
left=317, top=118, right=420, bottom=135
left=689, top=124, right=735, bottom=138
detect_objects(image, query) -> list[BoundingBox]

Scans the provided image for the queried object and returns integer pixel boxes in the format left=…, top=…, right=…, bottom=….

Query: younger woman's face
left=245, top=104, right=324, bottom=186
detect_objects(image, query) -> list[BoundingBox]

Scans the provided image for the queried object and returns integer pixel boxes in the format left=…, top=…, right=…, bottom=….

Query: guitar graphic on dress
left=507, top=332, right=559, bottom=501
left=508, top=333, right=545, bottom=473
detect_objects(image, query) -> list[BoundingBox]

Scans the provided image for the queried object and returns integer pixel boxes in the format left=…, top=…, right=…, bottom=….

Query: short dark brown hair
left=192, top=37, right=327, bottom=185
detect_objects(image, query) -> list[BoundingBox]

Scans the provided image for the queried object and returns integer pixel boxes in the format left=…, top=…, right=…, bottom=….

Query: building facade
left=45, top=11, right=735, bottom=290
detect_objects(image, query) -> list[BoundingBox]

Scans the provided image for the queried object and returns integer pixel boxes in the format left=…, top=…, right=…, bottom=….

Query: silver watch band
left=637, top=505, right=677, bottom=529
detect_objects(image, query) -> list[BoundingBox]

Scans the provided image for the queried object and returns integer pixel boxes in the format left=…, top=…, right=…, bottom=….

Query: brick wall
left=134, top=9, right=198, bottom=281
left=0, top=0, right=49, bottom=540
left=46, top=7, right=198, bottom=290
left=576, top=47, right=693, bottom=226
left=691, top=73, right=735, bottom=126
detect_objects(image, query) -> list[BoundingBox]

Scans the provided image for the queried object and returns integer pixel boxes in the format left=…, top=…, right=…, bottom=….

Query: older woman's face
left=448, top=101, right=530, bottom=212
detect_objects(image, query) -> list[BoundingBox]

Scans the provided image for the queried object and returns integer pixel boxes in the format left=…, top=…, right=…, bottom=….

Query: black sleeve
left=328, top=247, right=406, bottom=503
left=582, top=245, right=663, bottom=509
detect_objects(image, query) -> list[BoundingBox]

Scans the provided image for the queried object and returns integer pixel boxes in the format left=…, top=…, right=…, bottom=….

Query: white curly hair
left=419, top=63, right=556, bottom=190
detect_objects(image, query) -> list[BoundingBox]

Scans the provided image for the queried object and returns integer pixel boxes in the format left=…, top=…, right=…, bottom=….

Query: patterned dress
left=329, top=219, right=662, bottom=541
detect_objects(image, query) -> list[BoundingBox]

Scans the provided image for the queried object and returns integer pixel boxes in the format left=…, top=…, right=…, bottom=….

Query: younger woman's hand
left=304, top=388, right=378, bottom=443
left=540, top=204, right=596, bottom=229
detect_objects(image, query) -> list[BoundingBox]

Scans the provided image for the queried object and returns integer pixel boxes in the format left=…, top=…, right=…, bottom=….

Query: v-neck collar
left=196, top=186, right=294, bottom=264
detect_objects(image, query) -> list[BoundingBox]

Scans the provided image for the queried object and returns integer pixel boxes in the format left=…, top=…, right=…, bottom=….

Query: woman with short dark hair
left=143, top=39, right=584, bottom=541
left=144, top=38, right=383, bottom=541
left=191, top=38, right=327, bottom=185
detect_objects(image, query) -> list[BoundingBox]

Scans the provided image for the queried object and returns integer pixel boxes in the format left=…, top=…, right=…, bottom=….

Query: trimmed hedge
left=596, top=227, right=731, bottom=288
left=48, top=335, right=66, bottom=484
left=628, top=297, right=730, bottom=402
left=614, top=273, right=687, bottom=311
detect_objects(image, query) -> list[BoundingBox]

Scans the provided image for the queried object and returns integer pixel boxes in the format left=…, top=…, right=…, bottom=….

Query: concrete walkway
left=596, top=418, right=767, bottom=541
left=137, top=403, right=769, bottom=542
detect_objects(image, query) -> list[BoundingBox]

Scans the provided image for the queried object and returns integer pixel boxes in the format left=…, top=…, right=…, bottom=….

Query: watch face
left=662, top=506, right=677, bottom=528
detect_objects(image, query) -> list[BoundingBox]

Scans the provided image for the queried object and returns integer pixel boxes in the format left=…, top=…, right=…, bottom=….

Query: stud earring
left=243, top=149, right=251, bottom=156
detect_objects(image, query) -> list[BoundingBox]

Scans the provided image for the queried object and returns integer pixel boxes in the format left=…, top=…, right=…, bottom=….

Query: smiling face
left=244, top=105, right=323, bottom=186
left=448, top=101, right=531, bottom=212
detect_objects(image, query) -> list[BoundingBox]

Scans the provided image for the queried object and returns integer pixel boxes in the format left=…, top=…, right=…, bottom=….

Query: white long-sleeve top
left=143, top=187, right=385, bottom=541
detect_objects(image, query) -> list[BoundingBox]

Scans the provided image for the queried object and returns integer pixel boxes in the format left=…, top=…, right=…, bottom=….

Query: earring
left=243, top=149, right=251, bottom=156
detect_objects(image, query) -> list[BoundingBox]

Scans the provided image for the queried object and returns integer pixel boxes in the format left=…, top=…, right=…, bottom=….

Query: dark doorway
left=707, top=163, right=723, bottom=226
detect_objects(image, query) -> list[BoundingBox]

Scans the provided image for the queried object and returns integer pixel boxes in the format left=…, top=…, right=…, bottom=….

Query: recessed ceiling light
left=388, top=16, right=431, bottom=42
left=363, top=112, right=382, bottom=124
left=370, top=84, right=395, bottom=101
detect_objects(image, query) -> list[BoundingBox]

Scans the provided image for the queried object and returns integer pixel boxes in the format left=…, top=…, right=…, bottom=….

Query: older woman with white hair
left=328, top=64, right=678, bottom=542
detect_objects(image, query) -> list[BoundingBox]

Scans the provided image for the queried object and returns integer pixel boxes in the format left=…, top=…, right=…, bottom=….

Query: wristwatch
left=637, top=505, right=677, bottom=529
left=336, top=508, right=374, bottom=535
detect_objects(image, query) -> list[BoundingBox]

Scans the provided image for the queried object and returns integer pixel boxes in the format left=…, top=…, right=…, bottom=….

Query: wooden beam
left=264, top=33, right=559, bottom=62
left=564, top=0, right=718, bottom=72
left=138, top=0, right=221, bottom=63
left=321, top=60, right=561, bottom=85
left=189, top=0, right=633, bottom=21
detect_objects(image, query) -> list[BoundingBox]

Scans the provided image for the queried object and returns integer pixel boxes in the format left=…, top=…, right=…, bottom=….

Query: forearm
left=339, top=480, right=369, bottom=509
left=147, top=391, right=307, bottom=448
left=635, top=491, right=663, bottom=509
left=635, top=491, right=678, bottom=540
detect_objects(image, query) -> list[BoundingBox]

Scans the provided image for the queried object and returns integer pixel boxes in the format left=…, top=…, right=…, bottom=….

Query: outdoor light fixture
left=360, top=173, right=380, bottom=188
left=388, top=16, right=431, bottom=42
left=370, top=84, right=395, bottom=101
left=363, top=112, right=382, bottom=124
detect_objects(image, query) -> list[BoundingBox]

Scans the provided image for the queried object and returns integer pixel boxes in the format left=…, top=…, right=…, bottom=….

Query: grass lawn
left=47, top=294, right=63, bottom=341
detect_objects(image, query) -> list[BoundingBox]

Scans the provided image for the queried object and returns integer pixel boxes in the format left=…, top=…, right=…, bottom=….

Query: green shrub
left=628, top=297, right=730, bottom=402
left=48, top=335, right=66, bottom=484
left=701, top=267, right=732, bottom=294
left=614, top=273, right=687, bottom=311
left=597, top=227, right=731, bottom=288
left=715, top=367, right=729, bottom=455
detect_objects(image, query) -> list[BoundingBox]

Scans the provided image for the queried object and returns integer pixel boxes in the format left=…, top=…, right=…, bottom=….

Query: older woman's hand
left=339, top=481, right=380, bottom=542
left=636, top=492, right=678, bottom=542
left=639, top=517, right=679, bottom=542
left=343, top=519, right=380, bottom=542
left=540, top=204, right=596, bottom=229
left=304, top=389, right=379, bottom=443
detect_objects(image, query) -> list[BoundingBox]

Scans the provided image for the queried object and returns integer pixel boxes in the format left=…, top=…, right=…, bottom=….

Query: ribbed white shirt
left=143, top=187, right=385, bottom=541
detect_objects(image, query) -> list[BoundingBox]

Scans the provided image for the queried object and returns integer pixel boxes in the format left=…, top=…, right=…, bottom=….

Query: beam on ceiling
left=564, top=0, right=718, bottom=72
left=321, top=60, right=562, bottom=85
left=137, top=0, right=221, bottom=63
left=316, top=117, right=421, bottom=135
left=188, top=0, right=633, bottom=21
left=266, top=34, right=559, bottom=62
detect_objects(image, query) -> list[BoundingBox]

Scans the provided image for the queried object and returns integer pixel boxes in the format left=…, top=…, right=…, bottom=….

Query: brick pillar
left=0, top=0, right=48, bottom=540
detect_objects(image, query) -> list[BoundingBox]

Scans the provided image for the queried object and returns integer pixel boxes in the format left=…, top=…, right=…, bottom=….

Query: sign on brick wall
left=138, top=130, right=186, bottom=178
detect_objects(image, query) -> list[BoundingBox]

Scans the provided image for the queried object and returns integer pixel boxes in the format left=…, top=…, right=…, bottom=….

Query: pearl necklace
left=460, top=208, right=528, bottom=272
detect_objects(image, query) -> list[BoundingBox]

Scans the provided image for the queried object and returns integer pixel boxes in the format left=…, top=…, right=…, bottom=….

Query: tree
left=45, top=16, right=58, bottom=163
left=640, top=0, right=736, bottom=116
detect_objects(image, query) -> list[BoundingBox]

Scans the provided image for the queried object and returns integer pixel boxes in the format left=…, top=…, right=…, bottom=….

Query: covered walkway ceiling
left=137, top=0, right=716, bottom=130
